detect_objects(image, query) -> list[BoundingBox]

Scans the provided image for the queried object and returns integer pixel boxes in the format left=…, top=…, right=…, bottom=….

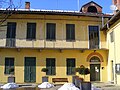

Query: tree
left=0, top=0, right=22, bottom=27
left=78, top=65, right=90, bottom=80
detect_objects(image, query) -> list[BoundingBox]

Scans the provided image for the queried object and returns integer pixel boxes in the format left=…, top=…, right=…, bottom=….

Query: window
left=116, top=64, right=120, bottom=74
left=110, top=31, right=114, bottom=42
left=27, top=23, right=36, bottom=40
left=6, top=22, right=16, bottom=47
left=66, top=24, right=75, bottom=41
left=66, top=58, right=75, bottom=75
left=7, top=22, right=16, bottom=38
left=87, top=6, right=97, bottom=13
left=46, top=58, right=56, bottom=75
left=4, top=58, right=14, bottom=74
left=89, top=26, right=99, bottom=49
left=46, top=23, right=56, bottom=40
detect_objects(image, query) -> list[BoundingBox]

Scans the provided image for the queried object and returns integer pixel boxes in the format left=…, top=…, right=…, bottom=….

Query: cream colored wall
left=0, top=14, right=107, bottom=49
left=0, top=49, right=108, bottom=83
left=107, top=19, right=120, bottom=85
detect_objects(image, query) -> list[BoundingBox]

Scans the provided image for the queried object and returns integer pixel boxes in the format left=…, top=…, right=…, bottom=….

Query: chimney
left=117, top=0, right=120, bottom=10
left=112, top=0, right=120, bottom=10
left=25, top=2, right=30, bottom=9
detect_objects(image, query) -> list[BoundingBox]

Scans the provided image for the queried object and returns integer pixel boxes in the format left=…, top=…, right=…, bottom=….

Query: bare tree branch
left=0, top=0, right=22, bottom=27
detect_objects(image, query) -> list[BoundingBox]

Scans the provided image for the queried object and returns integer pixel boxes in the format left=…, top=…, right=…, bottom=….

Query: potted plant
left=41, top=68, right=49, bottom=82
left=41, top=68, right=48, bottom=73
left=8, top=67, right=15, bottom=83
left=79, top=65, right=90, bottom=80
left=79, top=65, right=91, bottom=90
left=9, top=67, right=14, bottom=75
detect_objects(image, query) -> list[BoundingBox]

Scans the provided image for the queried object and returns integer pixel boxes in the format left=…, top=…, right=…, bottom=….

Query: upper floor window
left=7, top=22, right=16, bottom=38
left=110, top=31, right=114, bottom=42
left=89, top=26, right=99, bottom=49
left=6, top=22, right=16, bottom=47
left=66, top=58, right=76, bottom=75
left=27, top=23, right=36, bottom=40
left=66, top=24, right=75, bottom=41
left=4, top=57, right=14, bottom=75
left=46, top=23, right=56, bottom=41
left=46, top=58, right=56, bottom=75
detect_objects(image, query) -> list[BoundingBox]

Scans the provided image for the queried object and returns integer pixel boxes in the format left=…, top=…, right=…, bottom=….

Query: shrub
left=41, top=68, right=48, bottom=72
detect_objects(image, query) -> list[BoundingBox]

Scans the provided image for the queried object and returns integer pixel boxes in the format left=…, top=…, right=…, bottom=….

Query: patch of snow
left=38, top=82, right=54, bottom=89
left=58, top=83, right=80, bottom=90
left=91, top=84, right=101, bottom=90
left=1, top=83, right=19, bottom=89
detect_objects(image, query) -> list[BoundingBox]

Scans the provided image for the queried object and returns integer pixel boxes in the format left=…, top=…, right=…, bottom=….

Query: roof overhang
left=102, top=11, right=120, bottom=30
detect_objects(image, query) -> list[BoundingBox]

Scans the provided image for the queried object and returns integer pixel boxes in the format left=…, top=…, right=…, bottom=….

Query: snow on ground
left=58, top=83, right=80, bottom=90
left=92, top=84, right=101, bottom=90
left=38, top=82, right=54, bottom=88
left=1, top=83, right=19, bottom=89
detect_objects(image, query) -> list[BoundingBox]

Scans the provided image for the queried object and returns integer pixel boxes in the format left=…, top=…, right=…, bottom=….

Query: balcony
left=0, top=38, right=107, bottom=49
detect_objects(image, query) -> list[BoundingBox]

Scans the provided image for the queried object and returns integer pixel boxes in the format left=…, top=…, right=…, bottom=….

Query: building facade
left=0, top=1, right=112, bottom=84
left=102, top=12, right=120, bottom=85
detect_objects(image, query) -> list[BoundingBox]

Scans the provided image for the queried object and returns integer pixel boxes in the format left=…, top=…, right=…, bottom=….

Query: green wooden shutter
left=66, top=58, right=75, bottom=75
left=67, top=59, right=71, bottom=75
left=5, top=58, right=14, bottom=74
left=7, top=22, right=16, bottom=38
left=46, top=58, right=51, bottom=75
left=46, top=23, right=56, bottom=40
left=27, top=23, right=36, bottom=40
left=30, top=57, right=36, bottom=82
left=51, top=59, right=56, bottom=75
left=24, top=58, right=31, bottom=82
left=66, top=24, right=75, bottom=41
left=46, top=58, right=56, bottom=75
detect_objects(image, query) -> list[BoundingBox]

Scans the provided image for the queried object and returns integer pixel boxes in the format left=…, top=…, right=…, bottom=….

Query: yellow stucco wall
left=0, top=14, right=106, bottom=49
left=0, top=49, right=108, bottom=83
left=0, top=14, right=109, bottom=84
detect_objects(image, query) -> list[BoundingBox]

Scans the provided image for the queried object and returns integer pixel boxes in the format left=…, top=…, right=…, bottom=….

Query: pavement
left=92, top=82, right=120, bottom=90
left=0, top=82, right=120, bottom=90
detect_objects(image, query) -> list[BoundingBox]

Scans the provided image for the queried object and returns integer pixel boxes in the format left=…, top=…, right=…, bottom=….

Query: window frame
left=4, top=57, right=14, bottom=75
left=26, top=23, right=36, bottom=40
left=6, top=22, right=16, bottom=39
left=110, top=31, right=114, bottom=43
left=46, top=23, right=56, bottom=41
left=116, top=63, right=120, bottom=74
left=66, top=24, right=75, bottom=41
left=88, top=25, right=100, bottom=49
left=66, top=58, right=76, bottom=75
left=46, top=58, right=56, bottom=75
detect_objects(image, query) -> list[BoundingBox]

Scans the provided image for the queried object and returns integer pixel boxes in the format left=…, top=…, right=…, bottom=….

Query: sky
left=2, top=0, right=113, bottom=13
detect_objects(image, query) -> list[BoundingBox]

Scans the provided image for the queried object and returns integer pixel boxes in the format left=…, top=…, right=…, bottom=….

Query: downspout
left=113, top=30, right=117, bottom=84
left=102, top=16, right=104, bottom=28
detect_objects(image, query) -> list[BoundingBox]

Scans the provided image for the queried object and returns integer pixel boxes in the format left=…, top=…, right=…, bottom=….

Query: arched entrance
left=89, top=56, right=101, bottom=81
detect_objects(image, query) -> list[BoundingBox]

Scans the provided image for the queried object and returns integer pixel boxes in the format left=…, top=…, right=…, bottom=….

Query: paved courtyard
left=1, top=82, right=120, bottom=90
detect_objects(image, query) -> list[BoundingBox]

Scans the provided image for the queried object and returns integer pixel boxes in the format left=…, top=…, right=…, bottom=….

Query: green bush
left=41, top=68, right=48, bottom=72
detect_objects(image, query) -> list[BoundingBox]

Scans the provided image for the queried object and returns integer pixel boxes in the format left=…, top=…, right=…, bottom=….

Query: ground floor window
left=46, top=58, right=56, bottom=75
left=4, top=57, right=14, bottom=75
left=66, top=58, right=76, bottom=75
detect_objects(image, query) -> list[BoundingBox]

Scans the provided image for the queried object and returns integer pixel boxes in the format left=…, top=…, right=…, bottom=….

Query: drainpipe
left=113, top=31, right=117, bottom=84
left=102, top=16, right=104, bottom=28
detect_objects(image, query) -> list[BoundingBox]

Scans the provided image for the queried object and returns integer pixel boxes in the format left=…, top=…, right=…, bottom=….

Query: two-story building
left=0, top=1, right=112, bottom=84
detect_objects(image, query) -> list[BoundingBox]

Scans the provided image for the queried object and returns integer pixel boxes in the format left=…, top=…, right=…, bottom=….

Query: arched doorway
left=90, top=56, right=101, bottom=81
left=87, top=6, right=98, bottom=13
